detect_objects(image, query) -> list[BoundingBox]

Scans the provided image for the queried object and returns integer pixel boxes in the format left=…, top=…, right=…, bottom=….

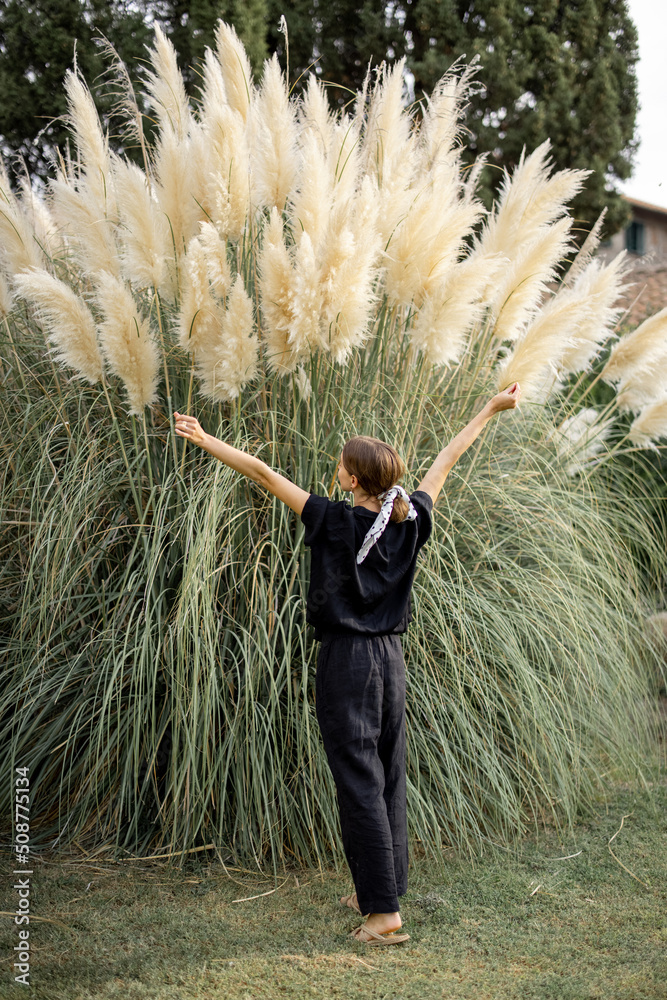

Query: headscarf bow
left=356, top=485, right=417, bottom=564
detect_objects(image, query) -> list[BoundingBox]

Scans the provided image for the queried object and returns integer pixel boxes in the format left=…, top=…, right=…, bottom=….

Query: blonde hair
left=341, top=436, right=409, bottom=523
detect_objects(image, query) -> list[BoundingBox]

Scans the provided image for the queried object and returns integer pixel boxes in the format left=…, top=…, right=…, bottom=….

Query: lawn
left=1, top=725, right=665, bottom=1000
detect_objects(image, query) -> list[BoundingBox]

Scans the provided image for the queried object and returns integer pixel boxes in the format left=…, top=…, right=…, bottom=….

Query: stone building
left=599, top=196, right=667, bottom=324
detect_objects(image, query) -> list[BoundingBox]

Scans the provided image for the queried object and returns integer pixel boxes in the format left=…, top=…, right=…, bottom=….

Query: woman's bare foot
left=353, top=911, right=402, bottom=941
left=340, top=892, right=361, bottom=913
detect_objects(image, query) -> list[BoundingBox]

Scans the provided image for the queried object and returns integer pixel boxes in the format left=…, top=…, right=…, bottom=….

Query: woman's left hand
left=174, top=411, right=207, bottom=447
left=489, top=382, right=521, bottom=413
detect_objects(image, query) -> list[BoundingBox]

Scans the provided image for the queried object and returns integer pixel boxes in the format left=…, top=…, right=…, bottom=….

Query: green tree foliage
left=0, top=0, right=149, bottom=182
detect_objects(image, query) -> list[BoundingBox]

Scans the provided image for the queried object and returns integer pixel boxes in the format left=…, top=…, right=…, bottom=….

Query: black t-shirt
left=300, top=490, right=433, bottom=640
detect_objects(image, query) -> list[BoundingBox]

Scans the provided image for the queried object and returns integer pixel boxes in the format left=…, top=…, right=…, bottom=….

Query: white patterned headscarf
left=356, top=485, right=418, bottom=564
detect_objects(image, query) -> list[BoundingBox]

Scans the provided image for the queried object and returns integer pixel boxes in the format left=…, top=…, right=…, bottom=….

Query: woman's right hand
left=173, top=411, right=208, bottom=447
left=489, top=382, right=521, bottom=413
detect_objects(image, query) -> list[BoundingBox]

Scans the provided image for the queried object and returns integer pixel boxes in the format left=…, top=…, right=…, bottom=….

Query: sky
left=619, top=0, right=667, bottom=209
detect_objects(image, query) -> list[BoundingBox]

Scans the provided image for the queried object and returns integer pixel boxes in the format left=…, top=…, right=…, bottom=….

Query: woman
left=173, top=380, right=520, bottom=946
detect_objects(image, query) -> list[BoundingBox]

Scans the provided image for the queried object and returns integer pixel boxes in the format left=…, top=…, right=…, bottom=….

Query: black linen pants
left=315, top=632, right=408, bottom=916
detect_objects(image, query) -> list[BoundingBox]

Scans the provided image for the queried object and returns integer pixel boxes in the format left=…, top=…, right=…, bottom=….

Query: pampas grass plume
left=18, top=180, right=62, bottom=261
left=49, top=177, right=121, bottom=278
left=629, top=397, right=667, bottom=448
left=153, top=126, right=205, bottom=281
left=550, top=407, right=613, bottom=474
left=496, top=284, right=584, bottom=398
left=63, top=71, right=111, bottom=207
left=564, top=208, right=608, bottom=287
left=287, top=231, right=323, bottom=354
left=603, top=306, right=667, bottom=384
left=113, top=158, right=169, bottom=289
left=259, top=209, right=303, bottom=374
left=251, top=55, right=299, bottom=212
left=488, top=215, right=573, bottom=343
left=300, top=75, right=334, bottom=153
left=144, top=25, right=192, bottom=140
left=384, top=187, right=483, bottom=307
left=199, top=54, right=249, bottom=240
left=289, top=130, right=332, bottom=254
left=215, top=21, right=253, bottom=122
left=177, top=235, right=223, bottom=355
left=95, top=271, right=160, bottom=414
left=198, top=223, right=232, bottom=299
left=14, top=269, right=104, bottom=383
left=481, top=141, right=588, bottom=259
left=0, top=270, right=11, bottom=317
left=411, top=252, right=505, bottom=366
left=560, top=253, right=628, bottom=374
left=0, top=179, right=44, bottom=274
left=195, top=274, right=259, bottom=401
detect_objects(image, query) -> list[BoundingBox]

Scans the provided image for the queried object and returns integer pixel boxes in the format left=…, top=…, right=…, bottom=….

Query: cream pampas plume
left=299, top=75, right=335, bottom=154
left=287, top=231, right=323, bottom=354
left=559, top=253, right=628, bottom=374
left=63, top=70, right=112, bottom=210
left=14, top=269, right=103, bottom=383
left=113, top=158, right=170, bottom=289
left=487, top=215, right=574, bottom=344
left=382, top=64, right=480, bottom=308
left=258, top=209, right=305, bottom=374
left=153, top=126, right=205, bottom=288
left=177, top=234, right=224, bottom=355
left=50, top=176, right=121, bottom=278
left=496, top=283, right=585, bottom=399
left=330, top=116, right=362, bottom=199
left=199, top=50, right=249, bottom=241
left=215, top=21, right=253, bottom=122
left=293, top=364, right=312, bottom=400
left=602, top=306, right=667, bottom=385
left=360, top=60, right=417, bottom=248
left=410, top=252, right=505, bottom=367
left=18, top=179, right=62, bottom=261
left=629, top=397, right=667, bottom=448
left=360, top=59, right=413, bottom=190
left=94, top=271, right=160, bottom=414
left=194, top=274, right=259, bottom=401
left=0, top=175, right=44, bottom=274
left=0, top=270, right=11, bottom=317
left=251, top=55, right=299, bottom=212
left=289, top=130, right=333, bottom=254
left=319, top=177, right=381, bottom=364
left=384, top=185, right=483, bottom=307
left=197, top=223, right=232, bottom=300
left=479, top=141, right=588, bottom=261
left=416, top=63, right=475, bottom=182
left=143, top=25, right=192, bottom=140
left=603, top=307, right=667, bottom=413
left=550, top=407, right=613, bottom=475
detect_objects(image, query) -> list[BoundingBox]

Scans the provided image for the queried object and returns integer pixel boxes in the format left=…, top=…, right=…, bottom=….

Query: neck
left=352, top=488, right=382, bottom=512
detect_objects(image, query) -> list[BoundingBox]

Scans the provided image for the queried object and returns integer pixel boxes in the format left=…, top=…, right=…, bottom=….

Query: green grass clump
left=1, top=303, right=665, bottom=869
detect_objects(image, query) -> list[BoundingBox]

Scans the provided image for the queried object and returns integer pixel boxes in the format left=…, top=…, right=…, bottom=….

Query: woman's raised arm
left=173, top=412, right=311, bottom=516
left=415, top=383, right=520, bottom=505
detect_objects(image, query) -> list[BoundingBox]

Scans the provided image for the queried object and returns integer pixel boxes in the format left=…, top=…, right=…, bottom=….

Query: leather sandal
left=340, top=893, right=362, bottom=914
left=349, top=924, right=410, bottom=946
